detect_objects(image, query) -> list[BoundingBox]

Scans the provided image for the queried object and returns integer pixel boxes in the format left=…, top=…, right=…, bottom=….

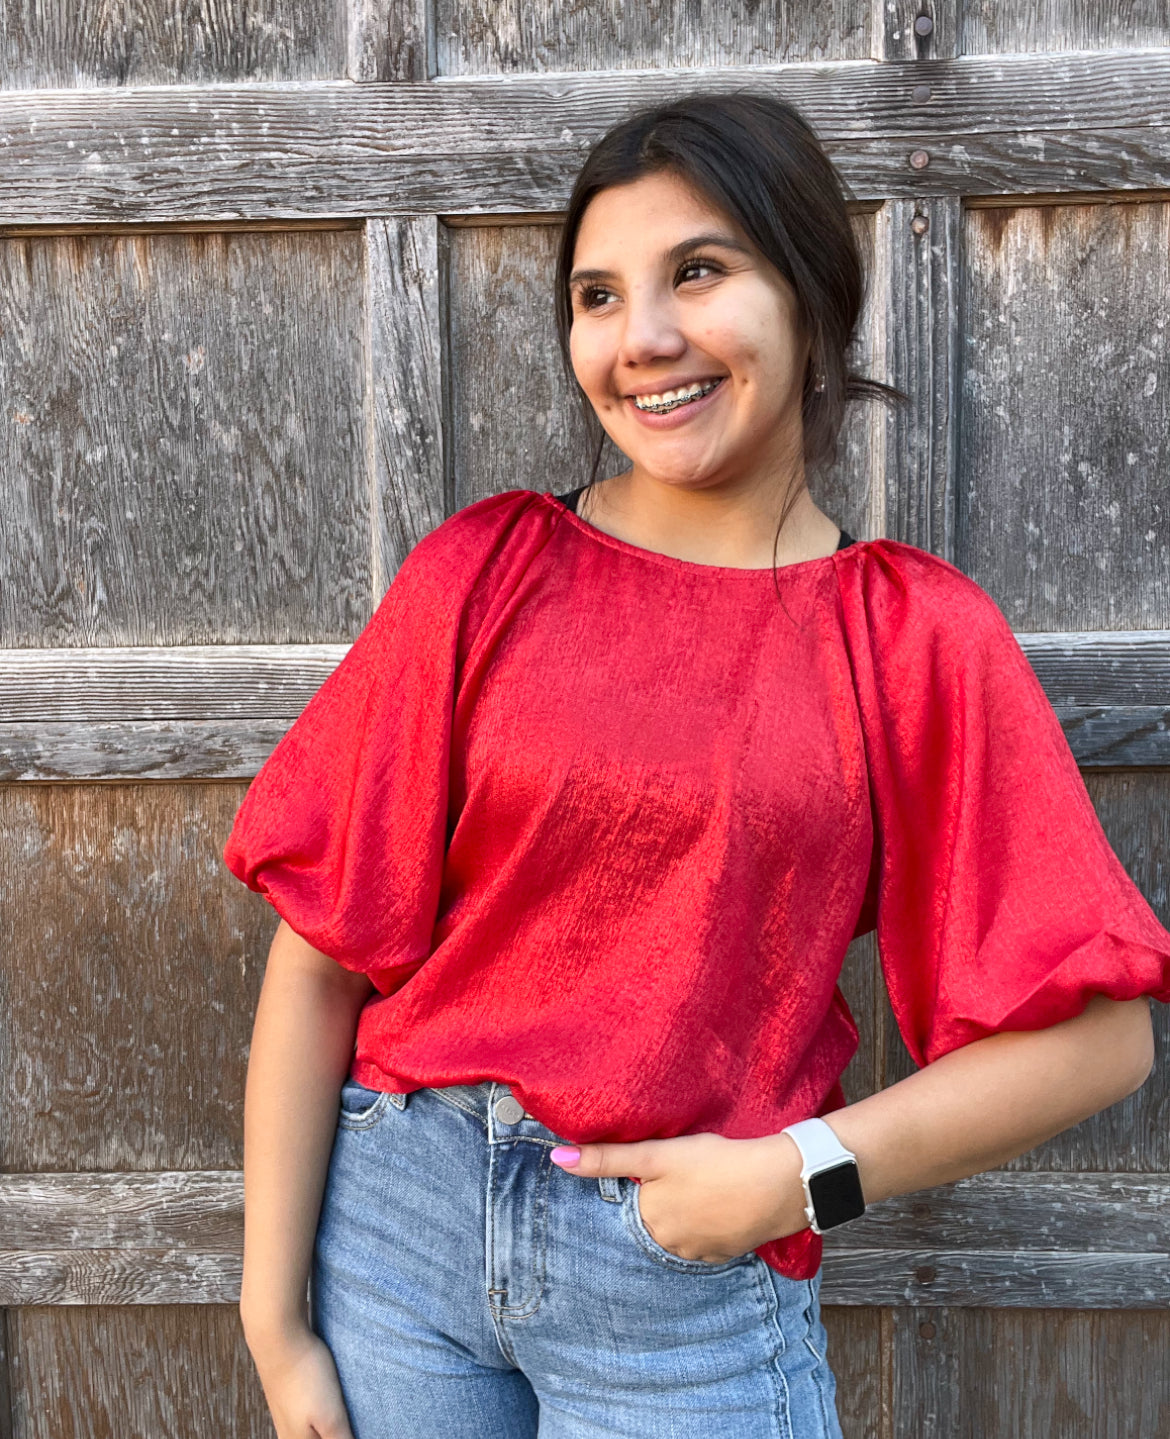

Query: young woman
left=224, top=93, right=1170, bottom=1439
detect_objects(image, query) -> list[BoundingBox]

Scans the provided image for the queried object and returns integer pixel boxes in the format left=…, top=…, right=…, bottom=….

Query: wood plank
left=3, top=633, right=1167, bottom=778
left=822, top=1307, right=887, bottom=1439
left=0, top=0, right=343, bottom=90
left=821, top=1249, right=1170, bottom=1308
left=1, top=1170, right=1167, bottom=1307
left=891, top=1308, right=1170, bottom=1437
left=959, top=200, right=1170, bottom=630
left=6, top=631, right=1168, bottom=724
left=0, top=229, right=370, bottom=648
left=347, top=0, right=427, bottom=82
left=0, top=1251, right=243, bottom=1307
left=432, top=0, right=869, bottom=77
left=0, top=53, right=1169, bottom=221
left=879, top=197, right=962, bottom=555
left=367, top=216, right=449, bottom=590
left=8, top=1306, right=274, bottom=1438
left=963, top=1, right=1170, bottom=57
left=0, top=784, right=267, bottom=1172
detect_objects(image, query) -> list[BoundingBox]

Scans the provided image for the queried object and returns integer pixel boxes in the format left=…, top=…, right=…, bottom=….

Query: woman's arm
left=550, top=994, right=1156, bottom=1264
left=807, top=992, right=1155, bottom=1210
left=238, top=917, right=373, bottom=1435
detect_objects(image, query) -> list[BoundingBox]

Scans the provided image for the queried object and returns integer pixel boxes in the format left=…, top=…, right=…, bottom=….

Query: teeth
left=633, top=378, right=721, bottom=413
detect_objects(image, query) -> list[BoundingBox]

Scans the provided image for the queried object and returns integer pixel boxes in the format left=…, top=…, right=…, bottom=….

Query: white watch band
left=780, top=1116, right=856, bottom=1174
left=780, top=1117, right=860, bottom=1234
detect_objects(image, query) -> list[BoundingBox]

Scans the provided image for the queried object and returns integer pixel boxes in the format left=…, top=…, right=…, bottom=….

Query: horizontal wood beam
left=2, top=633, right=1167, bottom=779
left=0, top=1170, right=1165, bottom=1307
left=0, top=51, right=1168, bottom=223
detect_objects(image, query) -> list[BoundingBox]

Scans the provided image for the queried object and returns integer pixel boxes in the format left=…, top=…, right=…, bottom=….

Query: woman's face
left=568, top=169, right=810, bottom=496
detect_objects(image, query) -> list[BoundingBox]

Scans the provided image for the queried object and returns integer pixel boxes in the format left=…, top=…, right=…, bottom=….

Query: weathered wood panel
left=823, top=1306, right=886, bottom=1439
left=347, top=0, right=427, bottom=82
left=446, top=220, right=625, bottom=505
left=963, top=1, right=1170, bottom=56
left=879, top=196, right=961, bottom=554
left=3, top=1168, right=1168, bottom=1307
left=891, top=1307, right=1170, bottom=1438
left=0, top=1, right=346, bottom=91
left=960, top=199, right=1170, bottom=631
left=1, top=53, right=1170, bottom=222
left=432, top=0, right=869, bottom=77
left=0, top=227, right=369, bottom=647
left=367, top=216, right=448, bottom=588
left=7, top=1306, right=273, bottom=1439
left=0, top=783, right=264, bottom=1172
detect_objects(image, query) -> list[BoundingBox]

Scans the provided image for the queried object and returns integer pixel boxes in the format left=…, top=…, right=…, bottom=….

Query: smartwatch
left=779, top=1117, right=866, bottom=1234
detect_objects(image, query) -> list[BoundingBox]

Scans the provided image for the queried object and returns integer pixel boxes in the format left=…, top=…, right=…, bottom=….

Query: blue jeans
left=310, top=1076, right=844, bottom=1438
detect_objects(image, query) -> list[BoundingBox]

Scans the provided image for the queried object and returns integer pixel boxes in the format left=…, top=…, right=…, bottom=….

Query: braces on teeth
left=634, top=378, right=721, bottom=413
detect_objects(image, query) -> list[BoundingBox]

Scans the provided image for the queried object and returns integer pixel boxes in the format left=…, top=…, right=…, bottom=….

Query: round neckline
left=537, top=489, right=863, bottom=579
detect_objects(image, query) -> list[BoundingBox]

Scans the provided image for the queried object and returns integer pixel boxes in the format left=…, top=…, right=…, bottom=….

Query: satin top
left=223, top=487, right=1170, bottom=1279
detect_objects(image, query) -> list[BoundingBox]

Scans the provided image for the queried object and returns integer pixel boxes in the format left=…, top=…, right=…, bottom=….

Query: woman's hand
left=551, top=1130, right=809, bottom=1263
left=246, top=1322, right=356, bottom=1439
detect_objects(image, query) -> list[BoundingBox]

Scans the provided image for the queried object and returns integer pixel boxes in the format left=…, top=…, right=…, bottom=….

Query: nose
left=615, top=286, right=687, bottom=370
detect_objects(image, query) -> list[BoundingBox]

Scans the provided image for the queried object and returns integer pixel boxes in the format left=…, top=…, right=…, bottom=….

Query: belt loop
left=597, top=1175, right=622, bottom=1203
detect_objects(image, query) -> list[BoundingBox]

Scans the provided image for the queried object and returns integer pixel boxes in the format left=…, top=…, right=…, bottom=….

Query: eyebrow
left=568, top=231, right=753, bottom=287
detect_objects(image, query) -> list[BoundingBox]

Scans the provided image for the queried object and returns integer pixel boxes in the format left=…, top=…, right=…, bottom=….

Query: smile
left=631, top=377, right=724, bottom=414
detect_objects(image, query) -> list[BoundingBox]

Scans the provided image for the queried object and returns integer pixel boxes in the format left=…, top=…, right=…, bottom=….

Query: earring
left=813, top=370, right=826, bottom=393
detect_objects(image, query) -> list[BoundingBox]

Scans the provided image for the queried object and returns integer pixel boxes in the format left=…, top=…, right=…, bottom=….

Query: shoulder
left=374, top=489, right=554, bottom=628
left=392, top=488, right=549, bottom=591
left=838, top=537, right=1015, bottom=655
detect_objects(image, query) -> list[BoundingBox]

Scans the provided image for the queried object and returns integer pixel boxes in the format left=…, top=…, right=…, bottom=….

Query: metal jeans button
left=493, top=1094, right=526, bottom=1125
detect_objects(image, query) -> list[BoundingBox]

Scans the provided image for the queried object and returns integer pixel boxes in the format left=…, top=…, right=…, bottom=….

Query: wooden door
left=2, top=3, right=1167, bottom=1435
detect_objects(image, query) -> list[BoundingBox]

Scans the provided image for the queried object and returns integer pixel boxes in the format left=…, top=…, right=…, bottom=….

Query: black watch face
left=808, top=1161, right=866, bottom=1230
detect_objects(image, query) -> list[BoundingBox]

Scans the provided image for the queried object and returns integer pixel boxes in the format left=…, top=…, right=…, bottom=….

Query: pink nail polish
left=550, top=1145, right=581, bottom=1166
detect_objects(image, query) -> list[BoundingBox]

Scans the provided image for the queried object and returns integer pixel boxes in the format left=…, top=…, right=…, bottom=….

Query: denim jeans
left=310, top=1076, right=844, bottom=1438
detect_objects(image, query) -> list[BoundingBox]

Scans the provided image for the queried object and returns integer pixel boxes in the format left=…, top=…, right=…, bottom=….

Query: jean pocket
left=621, top=1178, right=756, bottom=1275
left=336, top=1076, right=392, bottom=1131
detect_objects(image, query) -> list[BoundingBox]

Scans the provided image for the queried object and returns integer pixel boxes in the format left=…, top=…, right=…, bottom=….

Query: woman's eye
left=576, top=285, right=614, bottom=311
left=678, top=258, right=722, bottom=284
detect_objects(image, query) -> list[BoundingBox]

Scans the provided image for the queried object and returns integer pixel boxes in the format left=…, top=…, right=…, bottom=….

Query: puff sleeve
left=222, top=529, right=467, bottom=987
left=841, top=540, right=1170, bottom=1069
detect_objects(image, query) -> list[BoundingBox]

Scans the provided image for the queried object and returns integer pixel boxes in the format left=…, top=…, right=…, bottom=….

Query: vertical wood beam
left=365, top=215, right=449, bottom=596
left=347, top=0, right=430, bottom=82
left=879, top=196, right=963, bottom=557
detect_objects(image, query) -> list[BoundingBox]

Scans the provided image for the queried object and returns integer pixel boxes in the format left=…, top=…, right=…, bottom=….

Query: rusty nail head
left=912, top=84, right=931, bottom=103
left=915, top=14, right=934, bottom=36
left=909, top=149, right=930, bottom=170
left=915, top=1264, right=937, bottom=1284
left=911, top=1198, right=932, bottom=1214
left=919, top=1321, right=937, bottom=1339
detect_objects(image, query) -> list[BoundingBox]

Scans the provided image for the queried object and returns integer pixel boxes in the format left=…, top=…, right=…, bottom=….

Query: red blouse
left=223, top=487, right=1170, bottom=1280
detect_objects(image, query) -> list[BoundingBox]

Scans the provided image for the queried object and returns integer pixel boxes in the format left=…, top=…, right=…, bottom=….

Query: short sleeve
left=222, top=490, right=543, bottom=986
left=841, top=541, right=1170, bottom=1069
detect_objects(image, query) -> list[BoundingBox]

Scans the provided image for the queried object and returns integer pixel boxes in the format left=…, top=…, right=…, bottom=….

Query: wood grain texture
left=2, top=1169, right=1167, bottom=1307
left=963, top=1, right=1170, bottom=56
left=367, top=216, right=449, bottom=589
left=347, top=0, right=427, bottom=82
left=0, top=783, right=268, bottom=1171
left=8, top=1305, right=273, bottom=1439
left=959, top=199, right=1170, bottom=631
left=891, top=1307, right=1170, bottom=1437
left=0, top=52, right=1169, bottom=221
left=446, top=223, right=626, bottom=503
left=0, top=0, right=345, bottom=90
left=879, top=197, right=961, bottom=555
left=822, top=1307, right=887, bottom=1439
left=0, top=228, right=370, bottom=646
left=432, top=0, right=869, bottom=76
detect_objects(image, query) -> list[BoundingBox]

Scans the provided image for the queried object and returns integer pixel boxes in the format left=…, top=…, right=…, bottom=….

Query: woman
left=224, top=93, right=1170, bottom=1438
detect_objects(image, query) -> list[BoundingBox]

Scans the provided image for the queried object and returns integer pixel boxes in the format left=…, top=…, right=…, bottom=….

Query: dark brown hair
left=553, top=89, right=908, bottom=557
